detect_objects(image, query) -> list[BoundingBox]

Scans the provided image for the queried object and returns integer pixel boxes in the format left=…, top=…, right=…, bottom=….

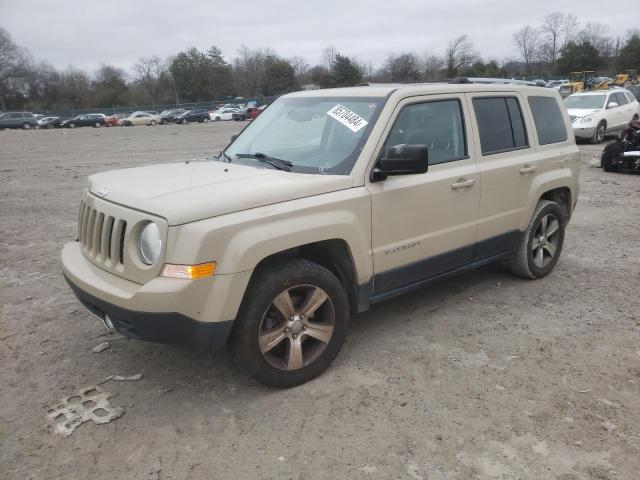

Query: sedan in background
left=209, top=108, right=238, bottom=121
left=37, top=116, right=60, bottom=128
left=175, top=109, right=210, bottom=124
left=232, top=106, right=261, bottom=121
left=159, top=108, right=187, bottom=124
left=59, top=114, right=106, bottom=128
left=121, top=112, right=161, bottom=126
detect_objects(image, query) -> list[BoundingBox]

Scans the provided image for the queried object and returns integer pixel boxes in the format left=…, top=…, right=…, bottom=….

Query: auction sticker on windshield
left=327, top=104, right=368, bottom=133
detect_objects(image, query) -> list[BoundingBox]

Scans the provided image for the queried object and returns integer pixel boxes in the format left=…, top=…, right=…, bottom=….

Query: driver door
left=367, top=94, right=480, bottom=296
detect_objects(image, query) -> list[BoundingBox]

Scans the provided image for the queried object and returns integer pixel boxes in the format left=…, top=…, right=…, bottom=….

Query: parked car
left=63, top=83, right=579, bottom=387
left=626, top=85, right=640, bottom=101
left=209, top=108, right=238, bottom=121
left=564, top=89, right=640, bottom=143
left=159, top=108, right=187, bottom=124
left=232, top=106, right=261, bottom=121
left=93, top=114, right=119, bottom=127
left=59, top=114, right=106, bottom=129
left=121, top=112, right=161, bottom=126
left=175, top=109, right=210, bottom=124
left=545, top=79, right=568, bottom=88
left=0, top=111, right=39, bottom=129
left=37, top=116, right=60, bottom=128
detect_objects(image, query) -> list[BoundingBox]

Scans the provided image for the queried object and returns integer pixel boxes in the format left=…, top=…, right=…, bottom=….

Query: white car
left=564, top=89, right=640, bottom=143
left=122, top=112, right=161, bottom=126
left=208, top=108, right=239, bottom=121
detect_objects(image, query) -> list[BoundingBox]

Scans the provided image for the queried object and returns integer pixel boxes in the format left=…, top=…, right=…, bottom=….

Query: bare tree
left=0, top=26, right=30, bottom=110
left=385, top=53, right=422, bottom=82
left=422, top=51, right=445, bottom=80
left=320, top=46, right=338, bottom=69
left=288, top=56, right=310, bottom=79
left=578, top=22, right=612, bottom=56
left=133, top=55, right=167, bottom=104
left=513, top=26, right=540, bottom=74
left=541, top=12, right=564, bottom=65
left=444, top=35, right=478, bottom=77
left=562, top=13, right=579, bottom=48
left=233, top=45, right=278, bottom=96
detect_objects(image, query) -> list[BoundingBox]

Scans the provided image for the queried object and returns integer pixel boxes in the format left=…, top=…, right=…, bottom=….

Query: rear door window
left=472, top=97, right=529, bottom=155
left=614, top=92, right=628, bottom=106
left=527, top=96, right=568, bottom=145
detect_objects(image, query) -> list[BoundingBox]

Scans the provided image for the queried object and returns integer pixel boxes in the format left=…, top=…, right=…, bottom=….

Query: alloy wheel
left=258, top=284, right=335, bottom=371
left=531, top=213, right=560, bottom=268
left=596, top=124, right=605, bottom=143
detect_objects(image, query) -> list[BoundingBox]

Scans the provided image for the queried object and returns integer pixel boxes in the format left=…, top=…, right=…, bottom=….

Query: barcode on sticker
left=327, top=104, right=368, bottom=132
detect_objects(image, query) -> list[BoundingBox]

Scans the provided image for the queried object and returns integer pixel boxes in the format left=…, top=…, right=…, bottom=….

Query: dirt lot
left=1, top=123, right=639, bottom=480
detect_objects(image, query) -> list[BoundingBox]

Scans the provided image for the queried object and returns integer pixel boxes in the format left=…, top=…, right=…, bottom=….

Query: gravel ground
left=1, top=123, right=639, bottom=480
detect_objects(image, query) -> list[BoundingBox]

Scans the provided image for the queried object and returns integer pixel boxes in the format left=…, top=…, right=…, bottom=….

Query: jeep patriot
left=62, top=83, right=580, bottom=387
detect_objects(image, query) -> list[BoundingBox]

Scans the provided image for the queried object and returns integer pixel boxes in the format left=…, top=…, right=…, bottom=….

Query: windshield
left=224, top=96, right=384, bottom=175
left=564, top=94, right=606, bottom=110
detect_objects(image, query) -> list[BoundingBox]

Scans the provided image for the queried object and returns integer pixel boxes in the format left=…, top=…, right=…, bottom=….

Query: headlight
left=138, top=222, right=161, bottom=265
left=581, top=116, right=594, bottom=124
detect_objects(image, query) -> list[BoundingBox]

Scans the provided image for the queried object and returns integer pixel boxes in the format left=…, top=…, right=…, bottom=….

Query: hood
left=88, top=160, right=354, bottom=225
left=566, top=108, right=601, bottom=118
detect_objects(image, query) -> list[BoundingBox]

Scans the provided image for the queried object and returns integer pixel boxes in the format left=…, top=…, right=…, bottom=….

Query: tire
left=69, top=123, right=76, bottom=129
left=149, top=120, right=156, bottom=126
left=214, top=116, right=220, bottom=121
left=601, top=141, right=622, bottom=172
left=591, top=121, right=606, bottom=144
left=231, top=258, right=349, bottom=388
left=509, top=200, right=566, bottom=279
left=22, top=122, right=32, bottom=130
left=202, top=117, right=209, bottom=123
left=94, top=122, right=101, bottom=128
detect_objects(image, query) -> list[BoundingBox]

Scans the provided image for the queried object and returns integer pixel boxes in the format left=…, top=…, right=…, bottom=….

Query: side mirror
left=371, top=144, right=428, bottom=182
left=607, top=101, right=619, bottom=109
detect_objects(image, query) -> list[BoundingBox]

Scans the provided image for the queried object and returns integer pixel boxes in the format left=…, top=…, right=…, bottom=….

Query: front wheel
left=22, top=123, right=32, bottom=130
left=149, top=120, right=156, bottom=126
left=69, top=123, right=76, bottom=129
left=509, top=200, right=565, bottom=279
left=94, top=122, right=101, bottom=128
left=231, top=259, right=349, bottom=388
left=202, top=117, right=209, bottom=123
left=591, top=121, right=606, bottom=144
left=601, top=141, right=622, bottom=172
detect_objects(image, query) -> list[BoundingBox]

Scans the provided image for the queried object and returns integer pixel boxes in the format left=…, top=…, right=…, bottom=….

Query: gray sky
left=0, top=0, right=636, bottom=76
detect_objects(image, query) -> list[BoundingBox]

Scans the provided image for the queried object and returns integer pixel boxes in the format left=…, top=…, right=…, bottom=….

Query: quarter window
left=527, top=96, right=568, bottom=145
left=473, top=97, right=529, bottom=155
left=383, top=99, right=467, bottom=165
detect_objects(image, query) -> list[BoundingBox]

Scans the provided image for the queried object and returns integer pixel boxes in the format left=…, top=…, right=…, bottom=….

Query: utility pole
left=168, top=69, right=180, bottom=107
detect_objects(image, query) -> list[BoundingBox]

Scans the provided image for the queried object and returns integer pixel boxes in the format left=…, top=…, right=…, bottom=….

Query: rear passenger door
left=467, top=93, right=538, bottom=255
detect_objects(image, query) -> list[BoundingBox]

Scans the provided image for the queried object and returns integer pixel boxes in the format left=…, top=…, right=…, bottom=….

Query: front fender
left=165, top=188, right=373, bottom=285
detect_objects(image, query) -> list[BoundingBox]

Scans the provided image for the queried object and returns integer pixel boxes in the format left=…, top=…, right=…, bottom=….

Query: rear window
left=527, top=96, right=568, bottom=145
left=472, top=97, right=528, bottom=155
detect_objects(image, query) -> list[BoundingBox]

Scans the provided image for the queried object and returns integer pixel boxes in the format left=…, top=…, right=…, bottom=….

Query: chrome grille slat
left=76, top=193, right=166, bottom=283
left=93, top=212, right=105, bottom=259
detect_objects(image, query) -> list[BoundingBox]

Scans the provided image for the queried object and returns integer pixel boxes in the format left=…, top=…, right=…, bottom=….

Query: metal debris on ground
left=44, top=385, right=124, bottom=437
left=92, top=341, right=110, bottom=353
left=112, top=373, right=143, bottom=381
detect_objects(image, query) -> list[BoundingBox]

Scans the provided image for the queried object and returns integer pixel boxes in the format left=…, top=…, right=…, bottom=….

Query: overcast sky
left=0, top=0, right=636, bottom=76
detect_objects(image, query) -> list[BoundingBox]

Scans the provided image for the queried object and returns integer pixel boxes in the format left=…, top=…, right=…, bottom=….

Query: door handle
left=451, top=178, right=476, bottom=190
left=519, top=165, right=537, bottom=174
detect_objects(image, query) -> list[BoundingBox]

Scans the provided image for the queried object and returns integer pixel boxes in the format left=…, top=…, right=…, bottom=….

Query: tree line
left=1, top=13, right=639, bottom=112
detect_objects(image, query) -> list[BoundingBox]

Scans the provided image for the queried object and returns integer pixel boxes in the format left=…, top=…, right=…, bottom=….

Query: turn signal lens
left=160, top=262, right=216, bottom=279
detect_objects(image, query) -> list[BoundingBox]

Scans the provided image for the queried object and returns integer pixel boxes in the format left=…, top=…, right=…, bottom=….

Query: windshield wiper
left=235, top=152, right=293, bottom=171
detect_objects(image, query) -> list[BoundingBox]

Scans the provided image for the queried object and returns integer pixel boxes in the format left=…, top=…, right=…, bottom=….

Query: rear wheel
left=214, top=116, right=220, bottom=121
left=94, top=122, right=101, bottom=128
left=601, top=141, right=622, bottom=172
left=69, top=123, right=76, bottom=129
left=231, top=259, right=349, bottom=388
left=149, top=120, right=156, bottom=126
left=509, top=200, right=565, bottom=279
left=22, top=122, right=32, bottom=130
left=591, top=121, right=606, bottom=144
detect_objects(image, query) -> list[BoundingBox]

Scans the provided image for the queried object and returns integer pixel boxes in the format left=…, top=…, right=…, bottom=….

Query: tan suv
left=62, top=83, right=580, bottom=387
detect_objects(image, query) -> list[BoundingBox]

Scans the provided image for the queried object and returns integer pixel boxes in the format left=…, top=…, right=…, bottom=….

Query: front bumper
left=65, top=275, right=233, bottom=351
left=62, top=242, right=252, bottom=351
left=572, top=125, right=596, bottom=139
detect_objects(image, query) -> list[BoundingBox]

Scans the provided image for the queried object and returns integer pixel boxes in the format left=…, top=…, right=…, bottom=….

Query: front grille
left=78, top=200, right=127, bottom=266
